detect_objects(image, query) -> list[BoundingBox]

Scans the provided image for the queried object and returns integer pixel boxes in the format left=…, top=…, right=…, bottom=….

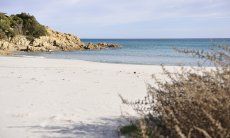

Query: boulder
left=84, top=43, right=98, bottom=50
left=0, top=40, right=18, bottom=51
left=97, top=43, right=120, bottom=48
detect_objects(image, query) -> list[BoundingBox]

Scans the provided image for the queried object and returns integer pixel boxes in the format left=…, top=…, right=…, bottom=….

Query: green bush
left=0, top=29, right=6, bottom=39
left=10, top=15, right=23, bottom=35
left=120, top=124, right=141, bottom=137
left=14, top=13, right=47, bottom=38
left=0, top=13, right=15, bottom=38
left=0, top=12, right=47, bottom=39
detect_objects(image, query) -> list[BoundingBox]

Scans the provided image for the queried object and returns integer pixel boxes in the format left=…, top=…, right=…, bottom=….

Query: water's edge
left=15, top=39, right=230, bottom=66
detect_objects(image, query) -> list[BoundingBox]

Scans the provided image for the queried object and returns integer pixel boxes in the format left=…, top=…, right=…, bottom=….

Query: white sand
left=0, top=56, right=180, bottom=138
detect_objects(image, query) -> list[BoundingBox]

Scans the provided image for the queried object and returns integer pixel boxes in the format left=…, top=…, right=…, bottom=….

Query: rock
left=0, top=40, right=18, bottom=51
left=96, top=43, right=120, bottom=48
left=0, top=50, right=11, bottom=55
left=83, top=42, right=120, bottom=50
left=0, top=27, right=120, bottom=55
left=30, top=27, right=84, bottom=52
left=11, top=35, right=30, bottom=49
left=84, top=43, right=98, bottom=50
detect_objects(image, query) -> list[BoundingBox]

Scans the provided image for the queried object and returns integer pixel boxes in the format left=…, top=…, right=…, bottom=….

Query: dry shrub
left=121, top=46, right=230, bottom=138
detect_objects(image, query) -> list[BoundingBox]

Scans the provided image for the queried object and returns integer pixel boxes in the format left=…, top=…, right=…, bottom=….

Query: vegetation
left=0, top=12, right=47, bottom=39
left=120, top=46, right=230, bottom=138
left=120, top=123, right=141, bottom=137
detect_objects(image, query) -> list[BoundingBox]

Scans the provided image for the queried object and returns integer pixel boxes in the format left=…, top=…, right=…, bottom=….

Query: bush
left=120, top=123, right=141, bottom=137
left=0, top=13, right=16, bottom=38
left=10, top=15, right=23, bottom=35
left=0, top=30, right=6, bottom=39
left=14, top=13, right=47, bottom=38
left=0, top=12, right=47, bottom=39
left=120, top=46, right=230, bottom=138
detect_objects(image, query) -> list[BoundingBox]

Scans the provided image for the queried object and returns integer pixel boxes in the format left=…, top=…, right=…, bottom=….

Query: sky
left=0, top=0, right=230, bottom=38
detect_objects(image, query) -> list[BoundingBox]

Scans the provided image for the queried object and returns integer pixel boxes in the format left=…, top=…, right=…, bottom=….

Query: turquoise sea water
left=19, top=39, right=230, bottom=66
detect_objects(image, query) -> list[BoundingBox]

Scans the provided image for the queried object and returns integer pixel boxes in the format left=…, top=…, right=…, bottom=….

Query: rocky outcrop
left=27, top=27, right=84, bottom=52
left=83, top=42, right=120, bottom=50
left=0, top=27, right=120, bottom=55
left=96, top=43, right=120, bottom=48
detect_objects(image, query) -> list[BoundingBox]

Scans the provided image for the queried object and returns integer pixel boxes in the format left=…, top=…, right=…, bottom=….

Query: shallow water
left=18, top=38, right=230, bottom=66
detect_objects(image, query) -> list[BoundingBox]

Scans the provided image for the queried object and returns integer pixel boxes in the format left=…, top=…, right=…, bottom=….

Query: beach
left=1, top=1, right=229, bottom=137
left=0, top=56, right=181, bottom=138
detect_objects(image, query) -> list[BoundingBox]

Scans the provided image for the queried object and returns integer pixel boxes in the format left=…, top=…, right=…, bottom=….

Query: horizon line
left=81, top=37, right=230, bottom=39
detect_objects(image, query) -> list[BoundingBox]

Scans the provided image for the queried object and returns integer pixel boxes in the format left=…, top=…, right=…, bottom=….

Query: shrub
left=120, top=46, right=230, bottom=138
left=0, top=13, right=15, bottom=38
left=10, top=15, right=23, bottom=35
left=14, top=12, right=47, bottom=38
left=120, top=123, right=141, bottom=137
left=0, top=12, right=47, bottom=39
left=0, top=29, right=6, bottom=39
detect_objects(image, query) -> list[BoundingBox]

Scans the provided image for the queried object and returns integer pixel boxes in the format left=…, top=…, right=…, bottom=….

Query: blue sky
left=1, top=0, right=230, bottom=38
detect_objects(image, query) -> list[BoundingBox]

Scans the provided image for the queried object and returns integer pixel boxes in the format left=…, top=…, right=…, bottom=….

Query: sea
left=18, top=39, right=230, bottom=66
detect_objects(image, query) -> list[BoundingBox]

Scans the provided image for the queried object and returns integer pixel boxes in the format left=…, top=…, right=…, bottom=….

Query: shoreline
left=5, top=53, right=214, bottom=67
left=0, top=56, right=211, bottom=137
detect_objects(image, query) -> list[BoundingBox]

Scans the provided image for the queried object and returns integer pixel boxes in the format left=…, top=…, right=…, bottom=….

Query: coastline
left=0, top=56, right=185, bottom=137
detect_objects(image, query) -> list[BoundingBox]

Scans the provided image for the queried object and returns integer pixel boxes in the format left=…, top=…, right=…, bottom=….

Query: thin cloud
left=0, top=0, right=229, bottom=38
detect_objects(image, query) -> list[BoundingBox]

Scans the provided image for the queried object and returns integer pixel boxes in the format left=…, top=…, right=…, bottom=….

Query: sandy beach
left=1, top=0, right=228, bottom=137
left=0, top=56, right=181, bottom=138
